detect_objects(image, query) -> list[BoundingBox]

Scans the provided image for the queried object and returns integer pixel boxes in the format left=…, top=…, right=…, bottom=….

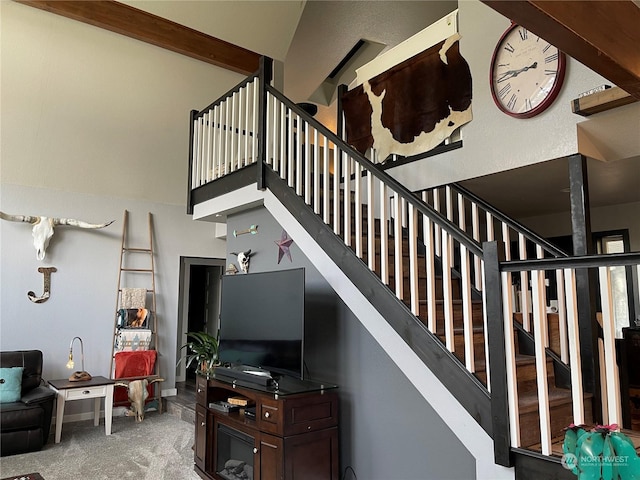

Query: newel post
left=568, top=153, right=602, bottom=422
left=186, top=109, right=198, bottom=214
left=484, top=241, right=513, bottom=467
left=257, top=56, right=273, bottom=190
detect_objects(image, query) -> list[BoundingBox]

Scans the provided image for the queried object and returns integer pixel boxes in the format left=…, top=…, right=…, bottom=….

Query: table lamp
left=67, top=336, right=92, bottom=382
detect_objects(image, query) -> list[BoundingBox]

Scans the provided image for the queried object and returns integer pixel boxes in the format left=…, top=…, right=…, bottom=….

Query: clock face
left=490, top=24, right=566, bottom=118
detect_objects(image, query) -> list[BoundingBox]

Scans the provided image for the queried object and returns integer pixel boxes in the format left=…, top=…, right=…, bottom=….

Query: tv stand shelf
left=194, top=374, right=339, bottom=480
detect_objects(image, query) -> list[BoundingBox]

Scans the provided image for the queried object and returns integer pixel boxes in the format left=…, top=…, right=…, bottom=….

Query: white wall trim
left=192, top=184, right=265, bottom=221
left=162, top=388, right=178, bottom=397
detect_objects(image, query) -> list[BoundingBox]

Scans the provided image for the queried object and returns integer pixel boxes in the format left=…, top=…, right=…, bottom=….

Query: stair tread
left=515, top=354, right=553, bottom=365
left=518, top=387, right=593, bottom=413
left=518, top=388, right=571, bottom=412
left=420, top=299, right=483, bottom=306
left=436, top=325, right=485, bottom=334
left=524, top=435, right=566, bottom=456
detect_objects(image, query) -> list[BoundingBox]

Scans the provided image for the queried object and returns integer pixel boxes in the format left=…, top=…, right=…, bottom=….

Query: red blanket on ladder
left=113, top=350, right=157, bottom=404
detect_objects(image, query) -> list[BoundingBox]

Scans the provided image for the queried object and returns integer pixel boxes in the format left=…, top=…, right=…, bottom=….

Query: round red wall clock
left=490, top=23, right=566, bottom=118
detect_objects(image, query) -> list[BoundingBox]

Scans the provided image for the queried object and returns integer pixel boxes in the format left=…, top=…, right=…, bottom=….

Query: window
left=597, top=233, right=633, bottom=338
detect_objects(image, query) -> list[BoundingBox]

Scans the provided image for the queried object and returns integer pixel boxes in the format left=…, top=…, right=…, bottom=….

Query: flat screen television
left=218, top=268, right=305, bottom=379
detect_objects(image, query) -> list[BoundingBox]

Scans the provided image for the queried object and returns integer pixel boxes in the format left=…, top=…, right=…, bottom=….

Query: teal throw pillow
left=0, top=367, right=24, bottom=403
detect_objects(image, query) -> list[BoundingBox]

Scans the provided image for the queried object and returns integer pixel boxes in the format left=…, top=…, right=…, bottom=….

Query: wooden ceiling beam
left=16, top=0, right=261, bottom=76
left=481, top=1, right=640, bottom=100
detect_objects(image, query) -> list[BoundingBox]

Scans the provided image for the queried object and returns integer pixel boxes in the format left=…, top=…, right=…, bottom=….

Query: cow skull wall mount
left=0, top=211, right=114, bottom=260
left=231, top=250, right=253, bottom=274
left=113, top=377, right=165, bottom=422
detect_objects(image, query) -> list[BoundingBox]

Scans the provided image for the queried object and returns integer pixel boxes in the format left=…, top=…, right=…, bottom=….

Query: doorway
left=176, top=257, right=225, bottom=382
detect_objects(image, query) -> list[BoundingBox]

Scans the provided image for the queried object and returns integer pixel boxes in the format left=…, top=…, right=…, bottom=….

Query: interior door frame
left=176, top=256, right=226, bottom=382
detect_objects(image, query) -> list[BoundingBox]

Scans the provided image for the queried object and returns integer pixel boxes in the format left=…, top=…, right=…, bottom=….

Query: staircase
left=340, top=186, right=593, bottom=454
left=186, top=57, right=640, bottom=478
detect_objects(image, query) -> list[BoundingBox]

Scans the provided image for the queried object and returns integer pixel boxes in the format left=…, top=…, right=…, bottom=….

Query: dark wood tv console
left=194, top=373, right=339, bottom=480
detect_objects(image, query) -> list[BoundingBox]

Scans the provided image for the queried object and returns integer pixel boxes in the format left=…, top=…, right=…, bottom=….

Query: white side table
left=48, top=376, right=115, bottom=443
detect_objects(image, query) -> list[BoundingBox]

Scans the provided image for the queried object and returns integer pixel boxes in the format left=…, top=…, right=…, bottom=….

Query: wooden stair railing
left=187, top=57, right=640, bottom=472
left=186, top=58, right=572, bottom=466
left=298, top=162, right=590, bottom=463
left=340, top=189, right=593, bottom=453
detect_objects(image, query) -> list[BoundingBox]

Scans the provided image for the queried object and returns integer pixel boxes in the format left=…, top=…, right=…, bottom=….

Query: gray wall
left=0, top=1, right=240, bottom=416
left=225, top=207, right=475, bottom=480
left=0, top=184, right=224, bottom=417
left=521, top=201, right=640, bottom=252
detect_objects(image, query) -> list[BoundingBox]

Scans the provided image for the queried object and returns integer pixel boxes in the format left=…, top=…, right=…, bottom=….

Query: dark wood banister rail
left=450, top=182, right=569, bottom=258
left=263, top=77, right=483, bottom=259
left=187, top=55, right=483, bottom=259
left=501, top=251, right=640, bottom=272
left=194, top=72, right=260, bottom=119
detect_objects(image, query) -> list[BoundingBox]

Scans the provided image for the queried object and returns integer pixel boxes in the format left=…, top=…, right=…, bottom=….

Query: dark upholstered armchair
left=0, top=350, right=56, bottom=456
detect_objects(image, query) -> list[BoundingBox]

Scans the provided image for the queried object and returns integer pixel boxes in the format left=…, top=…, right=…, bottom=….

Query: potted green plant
left=178, top=331, right=219, bottom=375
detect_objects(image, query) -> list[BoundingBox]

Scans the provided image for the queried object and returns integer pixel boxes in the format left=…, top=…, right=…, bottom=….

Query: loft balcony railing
left=188, top=71, right=260, bottom=190
left=187, top=56, right=640, bottom=468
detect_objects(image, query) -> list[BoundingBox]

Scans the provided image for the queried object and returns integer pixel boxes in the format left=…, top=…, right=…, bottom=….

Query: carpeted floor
left=0, top=413, right=200, bottom=480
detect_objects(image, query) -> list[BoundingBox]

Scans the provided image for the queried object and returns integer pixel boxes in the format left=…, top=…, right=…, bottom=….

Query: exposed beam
left=16, top=0, right=261, bottom=76
left=481, top=1, right=640, bottom=100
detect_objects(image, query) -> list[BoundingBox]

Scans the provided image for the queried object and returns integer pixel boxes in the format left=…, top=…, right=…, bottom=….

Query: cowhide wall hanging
left=341, top=33, right=472, bottom=163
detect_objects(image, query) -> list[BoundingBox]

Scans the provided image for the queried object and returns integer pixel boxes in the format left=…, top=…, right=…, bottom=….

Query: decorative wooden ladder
left=109, top=210, right=162, bottom=414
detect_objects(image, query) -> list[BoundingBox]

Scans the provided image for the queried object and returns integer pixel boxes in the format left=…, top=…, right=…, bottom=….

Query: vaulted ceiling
left=16, top=0, right=640, bottom=221
left=19, top=1, right=640, bottom=100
